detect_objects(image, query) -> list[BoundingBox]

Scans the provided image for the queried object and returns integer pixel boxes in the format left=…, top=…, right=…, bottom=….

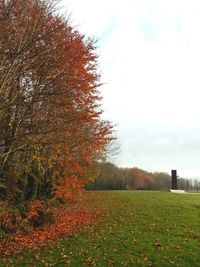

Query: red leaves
left=26, top=200, right=44, bottom=221
left=0, top=0, right=114, bottom=203
left=130, top=168, right=153, bottom=189
left=0, top=204, right=101, bottom=255
left=82, top=257, right=96, bottom=265
left=0, top=212, right=14, bottom=233
left=53, top=175, right=86, bottom=202
left=68, top=156, right=85, bottom=175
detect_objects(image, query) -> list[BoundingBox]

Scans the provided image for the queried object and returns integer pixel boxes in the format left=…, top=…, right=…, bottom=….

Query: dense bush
left=26, top=200, right=54, bottom=228
left=0, top=202, right=21, bottom=238
left=0, top=200, right=55, bottom=238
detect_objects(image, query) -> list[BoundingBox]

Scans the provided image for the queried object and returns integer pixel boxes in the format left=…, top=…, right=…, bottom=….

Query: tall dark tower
left=171, top=170, right=178, bottom=190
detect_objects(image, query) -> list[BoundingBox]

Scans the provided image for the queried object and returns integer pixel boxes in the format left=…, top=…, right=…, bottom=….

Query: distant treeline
left=86, top=162, right=200, bottom=191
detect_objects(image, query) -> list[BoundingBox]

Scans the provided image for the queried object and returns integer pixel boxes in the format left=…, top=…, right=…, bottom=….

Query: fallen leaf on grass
left=0, top=206, right=102, bottom=255
left=108, top=258, right=115, bottom=265
left=82, top=256, right=96, bottom=265
left=154, top=242, right=161, bottom=247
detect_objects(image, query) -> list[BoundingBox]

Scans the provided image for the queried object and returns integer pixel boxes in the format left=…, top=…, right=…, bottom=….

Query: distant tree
left=86, top=162, right=125, bottom=190
left=193, top=179, right=200, bottom=192
left=151, top=172, right=171, bottom=190
left=86, top=162, right=193, bottom=192
left=128, top=168, right=153, bottom=190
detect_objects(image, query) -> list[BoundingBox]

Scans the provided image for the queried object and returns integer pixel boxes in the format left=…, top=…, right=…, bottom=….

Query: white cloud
left=62, top=0, right=200, bottom=178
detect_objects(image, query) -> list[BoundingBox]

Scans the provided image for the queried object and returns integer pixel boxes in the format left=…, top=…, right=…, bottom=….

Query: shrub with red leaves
left=0, top=203, right=102, bottom=255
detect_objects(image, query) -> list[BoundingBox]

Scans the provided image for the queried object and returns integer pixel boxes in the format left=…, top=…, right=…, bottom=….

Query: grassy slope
left=1, top=191, right=200, bottom=266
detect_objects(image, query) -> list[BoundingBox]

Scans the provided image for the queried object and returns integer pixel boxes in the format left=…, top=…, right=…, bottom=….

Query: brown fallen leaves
left=0, top=205, right=101, bottom=256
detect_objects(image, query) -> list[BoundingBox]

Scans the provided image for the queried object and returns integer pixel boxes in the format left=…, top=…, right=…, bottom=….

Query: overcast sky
left=62, top=0, right=200, bottom=179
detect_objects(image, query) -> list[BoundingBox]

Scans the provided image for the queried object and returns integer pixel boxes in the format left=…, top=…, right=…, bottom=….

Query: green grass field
left=1, top=191, right=200, bottom=266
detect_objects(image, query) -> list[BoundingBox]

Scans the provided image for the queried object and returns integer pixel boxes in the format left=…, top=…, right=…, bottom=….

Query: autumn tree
left=125, top=168, right=152, bottom=190
left=86, top=162, right=125, bottom=190
left=0, top=0, right=113, bottom=204
left=150, top=172, right=170, bottom=190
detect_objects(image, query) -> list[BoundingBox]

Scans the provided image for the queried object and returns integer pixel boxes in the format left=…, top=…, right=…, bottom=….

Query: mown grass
left=1, top=191, right=200, bottom=266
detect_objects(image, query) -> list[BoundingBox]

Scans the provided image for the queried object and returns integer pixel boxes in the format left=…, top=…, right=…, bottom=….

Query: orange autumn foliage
left=0, top=0, right=114, bottom=203
left=130, top=168, right=153, bottom=189
left=0, top=204, right=102, bottom=256
left=26, top=200, right=45, bottom=221
left=53, top=176, right=86, bottom=202
left=0, top=212, right=14, bottom=233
